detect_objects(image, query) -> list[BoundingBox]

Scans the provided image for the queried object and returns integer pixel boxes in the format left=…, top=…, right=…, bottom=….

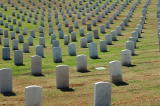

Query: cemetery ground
left=0, top=0, right=160, bottom=105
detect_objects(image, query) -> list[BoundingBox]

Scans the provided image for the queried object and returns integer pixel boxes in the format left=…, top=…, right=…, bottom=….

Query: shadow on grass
left=112, top=39, right=118, bottom=41
left=54, top=61, right=63, bottom=63
left=33, top=73, right=45, bottom=77
left=132, top=54, right=138, bottom=56
left=78, top=70, right=91, bottom=73
left=91, top=57, right=101, bottom=59
left=42, top=56, right=46, bottom=58
left=118, top=34, right=124, bottom=36
left=2, top=92, right=16, bottom=96
left=100, top=32, right=107, bottom=34
left=15, top=64, right=25, bottom=66
left=114, top=81, right=129, bottom=86
left=3, top=58, right=12, bottom=61
left=108, top=43, right=114, bottom=45
left=59, top=88, right=74, bottom=92
left=124, top=64, right=136, bottom=67
left=24, top=52, right=30, bottom=53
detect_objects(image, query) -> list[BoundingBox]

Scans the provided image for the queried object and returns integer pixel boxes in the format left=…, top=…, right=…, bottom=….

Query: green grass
left=0, top=0, right=159, bottom=105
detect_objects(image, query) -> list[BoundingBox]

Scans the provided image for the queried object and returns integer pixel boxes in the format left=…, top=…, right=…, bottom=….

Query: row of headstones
left=0, top=26, right=28, bottom=35
left=48, top=0, right=119, bottom=32
left=5, top=0, right=124, bottom=45
left=58, top=0, right=110, bottom=15
left=37, top=0, right=129, bottom=41
left=0, top=0, right=150, bottom=105
left=0, top=14, right=25, bottom=32
left=1, top=0, right=144, bottom=57
left=32, top=47, right=132, bottom=75
left=0, top=0, right=144, bottom=62
left=24, top=82, right=112, bottom=106
left=125, top=0, right=150, bottom=56
left=2, top=37, right=105, bottom=62
left=71, top=1, right=139, bottom=58
left=60, top=0, right=139, bottom=50
left=0, top=16, right=22, bottom=26
left=1, top=0, right=117, bottom=39
left=0, top=3, right=37, bottom=23
left=46, top=0, right=133, bottom=45
left=96, top=1, right=150, bottom=105
left=0, top=50, right=129, bottom=105
left=40, top=0, right=118, bottom=34
left=35, top=0, right=116, bottom=30
left=0, top=6, right=33, bottom=32
left=0, top=0, right=143, bottom=63
left=43, top=0, right=133, bottom=42
left=101, top=0, right=141, bottom=50
left=6, top=0, right=111, bottom=19
left=0, top=71, right=111, bottom=105
left=1, top=33, right=44, bottom=46
left=6, top=0, right=109, bottom=22
left=2, top=0, right=123, bottom=39
left=16, top=0, right=102, bottom=12
left=47, top=0, right=135, bottom=40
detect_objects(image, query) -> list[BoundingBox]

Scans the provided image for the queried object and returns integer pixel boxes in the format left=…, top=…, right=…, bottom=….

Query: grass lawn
left=0, top=0, right=160, bottom=105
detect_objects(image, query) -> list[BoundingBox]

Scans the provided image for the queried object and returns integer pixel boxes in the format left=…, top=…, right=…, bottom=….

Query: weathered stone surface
left=31, top=55, right=42, bottom=75
left=56, top=65, right=69, bottom=89
left=126, top=41, right=135, bottom=56
left=3, top=38, right=9, bottom=47
left=89, top=42, right=98, bottom=59
left=25, top=85, right=42, bottom=106
left=94, top=82, right=111, bottom=106
left=2, top=47, right=10, bottom=60
left=14, top=50, right=23, bottom=66
left=0, top=68, right=12, bottom=93
left=23, top=43, right=29, bottom=53
left=105, top=34, right=112, bottom=45
left=121, top=49, right=132, bottom=66
left=53, top=47, right=62, bottom=63
left=109, top=60, right=123, bottom=83
left=87, top=33, right=93, bottom=43
left=36, top=45, right=44, bottom=57
left=77, top=54, right=87, bottom=72
left=100, top=40, right=107, bottom=52
left=68, top=43, right=76, bottom=56
left=93, top=30, right=99, bottom=39
left=80, top=38, right=87, bottom=48
left=52, top=40, right=59, bottom=47
left=12, top=39, right=19, bottom=50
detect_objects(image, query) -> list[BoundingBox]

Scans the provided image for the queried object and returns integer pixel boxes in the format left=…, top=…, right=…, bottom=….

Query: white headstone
left=109, top=60, right=123, bottom=83
left=36, top=45, right=44, bottom=57
left=80, top=38, right=87, bottom=48
left=94, top=82, right=111, bottom=106
left=105, top=34, right=112, bottom=45
left=23, top=43, right=29, bottom=53
left=12, top=39, right=19, bottom=50
left=77, top=54, right=87, bottom=72
left=56, top=65, right=69, bottom=89
left=68, top=43, right=76, bottom=56
left=2, top=47, right=10, bottom=60
left=25, top=85, right=42, bottom=106
left=14, top=50, right=23, bottom=65
left=126, top=41, right=135, bottom=56
left=100, top=40, right=107, bottom=52
left=89, top=42, right=98, bottom=59
left=121, top=49, right=132, bottom=66
left=0, top=68, right=12, bottom=93
left=53, top=47, right=62, bottom=63
left=31, top=55, right=42, bottom=75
